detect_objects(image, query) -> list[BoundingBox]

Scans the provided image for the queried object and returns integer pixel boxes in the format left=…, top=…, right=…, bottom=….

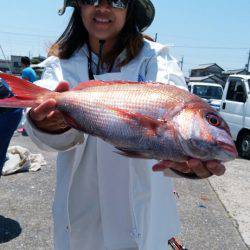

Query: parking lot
left=0, top=132, right=249, bottom=250
left=175, top=158, right=250, bottom=249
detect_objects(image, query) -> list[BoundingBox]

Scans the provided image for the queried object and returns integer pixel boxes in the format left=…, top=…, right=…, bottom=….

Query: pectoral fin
left=114, top=147, right=149, bottom=159
left=110, top=106, right=164, bottom=137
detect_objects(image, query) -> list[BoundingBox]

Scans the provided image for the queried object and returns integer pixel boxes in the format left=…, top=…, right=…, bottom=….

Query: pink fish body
left=0, top=73, right=237, bottom=162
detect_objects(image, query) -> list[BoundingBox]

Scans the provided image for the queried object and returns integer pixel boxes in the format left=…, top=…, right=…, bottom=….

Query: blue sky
left=0, top=0, right=250, bottom=76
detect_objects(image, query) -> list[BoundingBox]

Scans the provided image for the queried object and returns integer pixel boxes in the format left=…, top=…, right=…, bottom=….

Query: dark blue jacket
left=0, top=78, right=14, bottom=114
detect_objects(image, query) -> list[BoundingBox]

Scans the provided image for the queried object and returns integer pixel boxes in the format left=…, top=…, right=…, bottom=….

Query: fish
left=0, top=73, right=237, bottom=162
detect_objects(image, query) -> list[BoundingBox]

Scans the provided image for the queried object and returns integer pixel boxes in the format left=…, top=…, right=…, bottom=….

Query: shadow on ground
left=0, top=215, right=21, bottom=244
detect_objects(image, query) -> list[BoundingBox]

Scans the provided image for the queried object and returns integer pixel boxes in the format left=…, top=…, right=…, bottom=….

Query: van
left=188, top=82, right=223, bottom=111
left=220, top=74, right=250, bottom=158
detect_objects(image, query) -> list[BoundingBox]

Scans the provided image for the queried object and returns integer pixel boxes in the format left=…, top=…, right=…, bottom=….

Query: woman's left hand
left=152, top=159, right=226, bottom=178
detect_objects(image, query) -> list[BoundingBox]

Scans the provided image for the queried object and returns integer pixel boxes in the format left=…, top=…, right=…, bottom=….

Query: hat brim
left=60, top=0, right=155, bottom=31
left=134, top=0, right=155, bottom=32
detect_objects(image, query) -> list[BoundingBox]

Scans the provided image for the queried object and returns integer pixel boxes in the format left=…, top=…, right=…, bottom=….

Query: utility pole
left=180, top=56, right=184, bottom=70
left=0, top=45, right=7, bottom=61
left=154, top=33, right=158, bottom=42
left=0, top=44, right=12, bottom=73
left=245, top=50, right=250, bottom=73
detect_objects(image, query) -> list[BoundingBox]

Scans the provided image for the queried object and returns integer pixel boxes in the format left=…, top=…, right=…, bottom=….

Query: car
left=220, top=74, right=250, bottom=158
left=188, top=82, right=223, bottom=111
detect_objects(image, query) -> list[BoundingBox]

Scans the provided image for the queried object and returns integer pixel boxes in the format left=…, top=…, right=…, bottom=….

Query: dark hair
left=21, top=56, right=31, bottom=66
left=48, top=1, right=146, bottom=67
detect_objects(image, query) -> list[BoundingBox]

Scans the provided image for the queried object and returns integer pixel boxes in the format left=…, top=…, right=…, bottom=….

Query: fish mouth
left=188, top=138, right=238, bottom=161
left=217, top=141, right=238, bottom=159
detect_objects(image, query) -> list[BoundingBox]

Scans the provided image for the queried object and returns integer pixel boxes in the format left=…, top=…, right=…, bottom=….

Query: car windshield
left=193, top=85, right=223, bottom=99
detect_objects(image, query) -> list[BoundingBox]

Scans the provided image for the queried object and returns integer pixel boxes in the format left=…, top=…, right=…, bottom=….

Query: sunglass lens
left=110, top=0, right=129, bottom=9
left=79, top=0, right=129, bottom=9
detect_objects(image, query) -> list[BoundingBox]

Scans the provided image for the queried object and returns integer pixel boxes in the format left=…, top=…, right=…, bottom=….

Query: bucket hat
left=58, top=0, right=155, bottom=31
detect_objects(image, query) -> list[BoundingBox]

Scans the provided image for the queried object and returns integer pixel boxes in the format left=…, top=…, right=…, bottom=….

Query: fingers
left=27, top=81, right=71, bottom=133
left=29, top=81, right=70, bottom=122
left=187, top=159, right=212, bottom=178
left=152, top=159, right=226, bottom=179
left=29, top=99, right=57, bottom=121
left=152, top=160, right=191, bottom=173
left=206, top=161, right=226, bottom=176
left=55, top=81, right=70, bottom=92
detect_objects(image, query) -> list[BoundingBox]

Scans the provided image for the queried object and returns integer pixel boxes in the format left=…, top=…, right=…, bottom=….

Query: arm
left=143, top=48, right=225, bottom=178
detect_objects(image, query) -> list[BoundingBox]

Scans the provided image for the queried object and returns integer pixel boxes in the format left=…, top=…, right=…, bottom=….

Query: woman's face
left=79, top=1, right=128, bottom=48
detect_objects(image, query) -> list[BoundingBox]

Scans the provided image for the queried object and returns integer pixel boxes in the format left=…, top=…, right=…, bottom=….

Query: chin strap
left=96, top=40, right=105, bottom=75
left=168, top=237, right=188, bottom=250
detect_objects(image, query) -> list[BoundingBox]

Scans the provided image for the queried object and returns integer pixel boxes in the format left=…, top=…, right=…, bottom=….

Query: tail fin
left=0, top=73, right=52, bottom=108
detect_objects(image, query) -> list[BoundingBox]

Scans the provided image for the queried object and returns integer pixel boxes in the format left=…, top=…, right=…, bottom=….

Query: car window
left=193, top=85, right=223, bottom=99
left=226, top=79, right=246, bottom=102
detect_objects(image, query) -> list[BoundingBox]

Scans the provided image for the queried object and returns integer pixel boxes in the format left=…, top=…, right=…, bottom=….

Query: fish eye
left=206, top=113, right=221, bottom=127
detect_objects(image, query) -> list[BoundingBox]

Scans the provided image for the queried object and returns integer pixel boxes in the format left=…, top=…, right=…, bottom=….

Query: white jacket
left=25, top=40, right=187, bottom=250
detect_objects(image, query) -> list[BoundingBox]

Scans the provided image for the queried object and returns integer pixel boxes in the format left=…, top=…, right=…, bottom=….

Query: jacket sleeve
left=143, top=47, right=187, bottom=89
left=24, top=57, right=85, bottom=152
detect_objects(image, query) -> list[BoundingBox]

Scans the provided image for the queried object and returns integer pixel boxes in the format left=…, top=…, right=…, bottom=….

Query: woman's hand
left=29, top=81, right=71, bottom=134
left=152, top=159, right=226, bottom=178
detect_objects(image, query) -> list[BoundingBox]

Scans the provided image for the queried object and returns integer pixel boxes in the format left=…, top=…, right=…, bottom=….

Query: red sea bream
left=0, top=73, right=237, bottom=162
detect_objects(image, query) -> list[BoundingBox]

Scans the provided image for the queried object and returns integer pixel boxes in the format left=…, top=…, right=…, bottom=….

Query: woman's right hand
left=29, top=81, right=71, bottom=134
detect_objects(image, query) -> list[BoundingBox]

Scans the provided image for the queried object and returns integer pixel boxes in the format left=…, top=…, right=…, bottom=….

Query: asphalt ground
left=0, top=132, right=249, bottom=250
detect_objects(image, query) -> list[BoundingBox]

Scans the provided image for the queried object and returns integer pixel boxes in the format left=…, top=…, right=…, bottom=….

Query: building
left=190, top=63, right=224, bottom=78
left=10, top=55, right=22, bottom=74
left=0, top=55, right=46, bottom=75
left=189, top=63, right=225, bottom=87
left=222, top=69, right=249, bottom=81
left=0, top=59, right=11, bottom=73
left=0, top=56, right=22, bottom=74
left=189, top=63, right=250, bottom=86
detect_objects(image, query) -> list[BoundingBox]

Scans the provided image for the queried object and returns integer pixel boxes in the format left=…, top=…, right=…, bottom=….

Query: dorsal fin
left=72, top=80, right=147, bottom=91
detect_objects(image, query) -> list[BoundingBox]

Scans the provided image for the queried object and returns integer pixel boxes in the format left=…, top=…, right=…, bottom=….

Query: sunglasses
left=78, top=0, right=130, bottom=9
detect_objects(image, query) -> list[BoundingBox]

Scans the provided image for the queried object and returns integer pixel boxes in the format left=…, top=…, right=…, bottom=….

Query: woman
left=25, top=0, right=225, bottom=249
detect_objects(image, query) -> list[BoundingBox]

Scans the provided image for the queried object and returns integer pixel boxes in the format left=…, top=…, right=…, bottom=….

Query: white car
left=220, top=74, right=250, bottom=158
left=187, top=82, right=223, bottom=111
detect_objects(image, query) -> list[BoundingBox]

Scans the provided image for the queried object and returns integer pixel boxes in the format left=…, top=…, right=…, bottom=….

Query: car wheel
left=238, top=134, right=250, bottom=159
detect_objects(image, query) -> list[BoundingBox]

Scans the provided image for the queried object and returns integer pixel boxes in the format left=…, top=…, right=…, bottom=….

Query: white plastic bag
left=2, top=146, right=46, bottom=176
